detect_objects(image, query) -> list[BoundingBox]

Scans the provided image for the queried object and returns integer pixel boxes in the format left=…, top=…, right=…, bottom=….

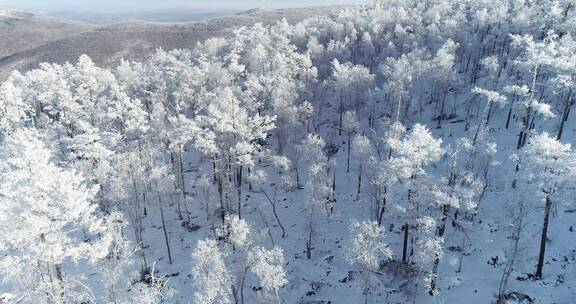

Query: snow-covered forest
left=1, top=0, right=576, bottom=303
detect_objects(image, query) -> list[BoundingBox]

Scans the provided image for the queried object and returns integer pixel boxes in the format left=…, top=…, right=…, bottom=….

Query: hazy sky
left=0, top=0, right=371, bottom=13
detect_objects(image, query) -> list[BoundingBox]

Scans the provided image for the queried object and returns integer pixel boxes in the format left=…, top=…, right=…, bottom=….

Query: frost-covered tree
left=345, top=220, right=392, bottom=303
left=471, top=87, right=508, bottom=145
left=148, top=162, right=176, bottom=265
left=503, top=84, right=530, bottom=129
left=380, top=50, right=430, bottom=124
left=98, top=212, right=135, bottom=304
left=551, top=34, right=576, bottom=140
left=194, top=216, right=287, bottom=304
left=432, top=39, right=459, bottom=128
left=351, top=134, right=373, bottom=202
left=218, top=215, right=287, bottom=304
left=191, top=87, right=276, bottom=221
left=511, top=33, right=558, bottom=148
left=387, top=124, right=444, bottom=263
left=414, top=216, right=445, bottom=296
left=366, top=122, right=406, bottom=224
left=298, top=134, right=332, bottom=259
left=249, top=247, right=288, bottom=303
left=342, top=111, right=360, bottom=172
left=518, top=133, right=576, bottom=279
left=0, top=129, right=112, bottom=303
left=219, top=215, right=253, bottom=304
left=0, top=74, right=29, bottom=134
left=130, top=264, right=175, bottom=304
left=191, top=239, right=233, bottom=304
left=106, top=150, right=150, bottom=271
left=328, top=60, right=374, bottom=134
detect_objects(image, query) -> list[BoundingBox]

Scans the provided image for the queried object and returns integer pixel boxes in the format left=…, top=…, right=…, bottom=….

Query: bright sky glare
left=0, top=0, right=372, bottom=13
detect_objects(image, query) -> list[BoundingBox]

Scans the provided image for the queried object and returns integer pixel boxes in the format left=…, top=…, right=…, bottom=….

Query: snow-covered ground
left=129, top=106, right=575, bottom=304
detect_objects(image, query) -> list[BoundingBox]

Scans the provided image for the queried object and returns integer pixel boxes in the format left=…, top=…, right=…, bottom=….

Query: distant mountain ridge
left=47, top=8, right=240, bottom=23
left=0, top=7, right=95, bottom=60
left=0, top=6, right=344, bottom=80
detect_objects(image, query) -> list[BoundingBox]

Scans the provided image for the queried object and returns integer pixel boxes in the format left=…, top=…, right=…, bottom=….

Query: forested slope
left=1, top=1, right=576, bottom=303
left=0, top=8, right=95, bottom=59
left=0, top=6, right=344, bottom=81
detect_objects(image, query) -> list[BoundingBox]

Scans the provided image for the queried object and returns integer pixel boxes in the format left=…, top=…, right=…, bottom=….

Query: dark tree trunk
left=519, top=104, right=534, bottom=148
left=557, top=89, right=572, bottom=140
left=505, top=106, right=513, bottom=129
left=437, top=89, right=448, bottom=128
left=237, top=165, right=243, bottom=219
left=473, top=100, right=493, bottom=146
left=238, top=268, right=248, bottom=304
left=377, top=194, right=386, bottom=226
left=535, top=196, right=552, bottom=279
left=429, top=205, right=448, bottom=295
left=331, top=170, right=336, bottom=205
left=306, top=222, right=313, bottom=260
left=402, top=223, right=409, bottom=263
left=497, top=202, right=524, bottom=303
left=339, top=92, right=343, bottom=136
left=218, top=181, right=225, bottom=223
left=159, top=203, right=173, bottom=265
left=295, top=167, right=302, bottom=190
left=55, top=263, right=64, bottom=281
left=179, top=147, right=187, bottom=195
left=212, top=157, right=217, bottom=182
left=356, top=163, right=362, bottom=200
left=347, top=134, right=351, bottom=173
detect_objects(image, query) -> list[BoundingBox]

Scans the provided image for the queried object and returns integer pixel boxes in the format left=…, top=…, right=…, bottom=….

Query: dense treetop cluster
left=1, top=0, right=576, bottom=303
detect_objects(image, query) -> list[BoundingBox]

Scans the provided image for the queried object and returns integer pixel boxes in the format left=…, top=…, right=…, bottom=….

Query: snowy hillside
left=1, top=1, right=576, bottom=304
left=0, top=6, right=342, bottom=81
left=0, top=8, right=95, bottom=67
